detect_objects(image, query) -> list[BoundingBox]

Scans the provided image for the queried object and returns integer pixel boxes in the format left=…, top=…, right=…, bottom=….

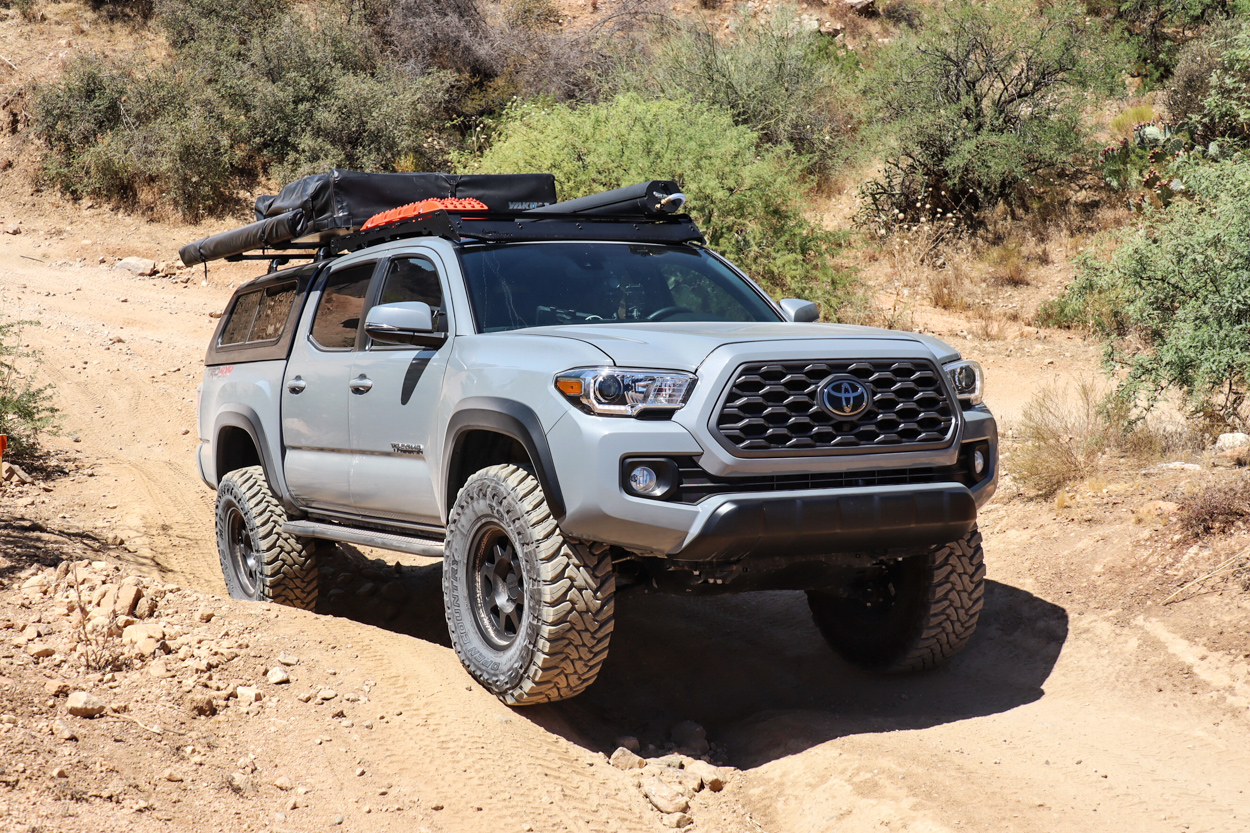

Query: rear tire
left=215, top=466, right=319, bottom=610
left=443, top=464, right=615, bottom=705
left=807, top=527, right=984, bottom=672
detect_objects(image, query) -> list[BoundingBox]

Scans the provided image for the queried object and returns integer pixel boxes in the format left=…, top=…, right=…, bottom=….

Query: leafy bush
left=1046, top=158, right=1250, bottom=427
left=614, top=5, right=861, bottom=178
left=32, top=0, right=453, bottom=218
left=1165, top=18, right=1250, bottom=145
left=380, top=0, right=650, bottom=110
left=462, top=94, right=855, bottom=314
left=1164, top=20, right=1239, bottom=125
left=1096, top=0, right=1229, bottom=82
left=860, top=0, right=1124, bottom=230
left=0, top=321, right=58, bottom=459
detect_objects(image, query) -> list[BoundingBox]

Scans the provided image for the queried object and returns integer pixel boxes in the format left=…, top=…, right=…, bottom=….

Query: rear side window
left=219, top=282, right=297, bottom=346
left=311, top=263, right=375, bottom=350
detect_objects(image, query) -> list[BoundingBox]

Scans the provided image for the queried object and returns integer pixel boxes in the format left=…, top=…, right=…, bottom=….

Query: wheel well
left=446, top=430, right=532, bottom=511
left=216, top=426, right=262, bottom=480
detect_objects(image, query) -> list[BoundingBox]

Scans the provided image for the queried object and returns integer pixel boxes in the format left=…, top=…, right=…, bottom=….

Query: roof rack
left=179, top=173, right=699, bottom=266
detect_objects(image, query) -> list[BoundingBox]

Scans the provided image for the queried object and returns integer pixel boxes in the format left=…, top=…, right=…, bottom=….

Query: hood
left=516, top=322, right=943, bottom=372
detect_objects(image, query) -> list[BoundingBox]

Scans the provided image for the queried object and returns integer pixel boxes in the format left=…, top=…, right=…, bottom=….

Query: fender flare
left=212, top=405, right=301, bottom=515
left=443, top=398, right=566, bottom=523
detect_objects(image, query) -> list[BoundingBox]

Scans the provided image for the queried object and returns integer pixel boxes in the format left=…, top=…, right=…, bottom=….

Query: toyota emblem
left=817, top=376, right=871, bottom=418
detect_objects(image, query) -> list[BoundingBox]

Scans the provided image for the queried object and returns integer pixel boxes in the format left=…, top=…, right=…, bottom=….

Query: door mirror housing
left=779, top=298, right=819, bottom=323
left=364, top=302, right=446, bottom=347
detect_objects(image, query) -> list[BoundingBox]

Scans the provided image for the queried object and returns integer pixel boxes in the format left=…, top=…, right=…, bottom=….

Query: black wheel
left=443, top=464, right=615, bottom=705
left=215, top=466, right=318, bottom=610
left=807, top=527, right=985, bottom=672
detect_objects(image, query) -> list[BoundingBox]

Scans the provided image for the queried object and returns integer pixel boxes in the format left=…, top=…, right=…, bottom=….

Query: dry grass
left=983, top=240, right=1031, bottom=286
left=1176, top=474, right=1250, bottom=540
left=1010, top=380, right=1200, bottom=497
left=1110, top=104, right=1156, bottom=139
left=970, top=306, right=1007, bottom=340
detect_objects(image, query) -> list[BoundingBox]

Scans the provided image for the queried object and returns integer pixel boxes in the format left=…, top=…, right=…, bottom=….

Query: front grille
left=715, top=360, right=956, bottom=454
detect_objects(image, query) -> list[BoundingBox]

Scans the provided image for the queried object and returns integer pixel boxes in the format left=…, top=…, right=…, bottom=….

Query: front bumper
left=669, top=483, right=976, bottom=562
left=546, top=403, right=997, bottom=560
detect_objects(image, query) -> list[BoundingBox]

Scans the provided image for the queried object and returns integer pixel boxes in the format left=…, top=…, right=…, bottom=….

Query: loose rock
left=273, top=775, right=293, bottom=791
left=267, top=666, right=291, bottom=685
left=115, top=257, right=157, bottom=276
left=52, top=719, right=77, bottom=741
left=641, top=776, right=689, bottom=815
left=237, top=686, right=262, bottom=704
left=1214, top=432, right=1250, bottom=453
left=1140, top=500, right=1180, bottom=518
left=66, top=691, right=107, bottom=718
left=187, top=695, right=217, bottom=717
left=610, top=747, right=646, bottom=770
left=662, top=813, right=693, bottom=829
left=683, top=760, right=725, bottom=792
left=616, top=735, right=641, bottom=754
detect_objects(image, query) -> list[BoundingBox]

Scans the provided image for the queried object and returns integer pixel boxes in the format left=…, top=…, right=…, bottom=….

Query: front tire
left=443, top=464, right=615, bottom=705
left=215, top=466, right=319, bottom=610
left=807, top=527, right=985, bottom=672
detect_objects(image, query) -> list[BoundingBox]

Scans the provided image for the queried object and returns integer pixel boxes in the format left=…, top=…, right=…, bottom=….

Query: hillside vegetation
left=8, top=0, right=1250, bottom=433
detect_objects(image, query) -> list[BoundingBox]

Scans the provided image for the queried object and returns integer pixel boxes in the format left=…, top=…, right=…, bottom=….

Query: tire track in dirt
left=261, top=610, right=670, bottom=833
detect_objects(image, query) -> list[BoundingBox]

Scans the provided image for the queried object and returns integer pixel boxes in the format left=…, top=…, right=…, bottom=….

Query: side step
left=283, top=520, right=445, bottom=557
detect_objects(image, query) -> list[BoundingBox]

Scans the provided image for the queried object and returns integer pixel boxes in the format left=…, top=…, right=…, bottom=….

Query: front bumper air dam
left=670, top=483, right=977, bottom=563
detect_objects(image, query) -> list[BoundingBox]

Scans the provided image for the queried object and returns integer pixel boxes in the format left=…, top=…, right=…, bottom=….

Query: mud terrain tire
left=443, top=464, right=615, bottom=705
left=215, top=466, right=318, bottom=610
left=807, top=527, right=984, bottom=672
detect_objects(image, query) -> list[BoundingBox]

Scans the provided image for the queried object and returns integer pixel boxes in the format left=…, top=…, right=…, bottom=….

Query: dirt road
left=2, top=227, right=1248, bottom=833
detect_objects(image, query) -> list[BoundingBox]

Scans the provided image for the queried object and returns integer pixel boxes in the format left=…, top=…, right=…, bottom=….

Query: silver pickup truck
left=190, top=174, right=997, bottom=705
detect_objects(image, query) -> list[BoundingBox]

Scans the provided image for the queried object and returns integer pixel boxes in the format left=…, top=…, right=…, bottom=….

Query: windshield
left=458, top=243, right=782, bottom=332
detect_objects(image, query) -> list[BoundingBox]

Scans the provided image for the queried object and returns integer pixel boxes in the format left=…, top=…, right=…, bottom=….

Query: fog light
left=629, top=465, right=660, bottom=495
left=973, top=448, right=986, bottom=477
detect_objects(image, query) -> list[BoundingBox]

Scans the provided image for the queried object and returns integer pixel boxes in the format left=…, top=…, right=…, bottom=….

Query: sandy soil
left=0, top=194, right=1247, bottom=833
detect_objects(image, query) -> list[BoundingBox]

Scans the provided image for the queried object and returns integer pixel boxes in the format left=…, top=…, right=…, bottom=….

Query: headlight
left=555, top=368, right=696, bottom=416
left=944, top=360, right=984, bottom=406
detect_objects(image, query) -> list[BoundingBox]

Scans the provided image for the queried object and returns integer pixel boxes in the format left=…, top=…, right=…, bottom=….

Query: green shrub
left=614, top=5, right=861, bottom=178
left=31, top=1, right=453, bottom=219
left=461, top=94, right=856, bottom=315
left=1100, top=0, right=1229, bottom=83
left=1047, top=157, right=1250, bottom=427
left=1167, top=18, right=1250, bottom=146
left=860, top=0, right=1124, bottom=230
left=0, top=321, right=58, bottom=459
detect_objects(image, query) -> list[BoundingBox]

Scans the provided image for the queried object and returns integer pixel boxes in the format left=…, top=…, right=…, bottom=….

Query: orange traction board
left=361, top=198, right=489, bottom=231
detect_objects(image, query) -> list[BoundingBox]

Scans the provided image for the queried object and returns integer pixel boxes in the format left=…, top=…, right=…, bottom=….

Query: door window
left=310, top=263, right=375, bottom=350
left=377, top=257, right=447, bottom=334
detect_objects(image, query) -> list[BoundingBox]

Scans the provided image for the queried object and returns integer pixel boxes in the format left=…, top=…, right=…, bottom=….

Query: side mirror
left=364, top=302, right=446, bottom=347
left=779, top=298, right=819, bottom=323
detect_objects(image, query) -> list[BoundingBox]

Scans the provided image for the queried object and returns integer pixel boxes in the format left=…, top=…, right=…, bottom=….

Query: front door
left=282, top=260, right=377, bottom=512
left=348, top=253, right=453, bottom=525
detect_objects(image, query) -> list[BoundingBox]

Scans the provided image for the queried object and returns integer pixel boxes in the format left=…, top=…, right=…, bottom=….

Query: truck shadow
left=528, top=580, right=1068, bottom=769
left=313, top=544, right=1067, bottom=769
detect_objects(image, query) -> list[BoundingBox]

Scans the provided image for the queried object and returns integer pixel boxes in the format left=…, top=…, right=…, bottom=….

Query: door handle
left=287, top=376, right=306, bottom=394
left=349, top=374, right=373, bottom=394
